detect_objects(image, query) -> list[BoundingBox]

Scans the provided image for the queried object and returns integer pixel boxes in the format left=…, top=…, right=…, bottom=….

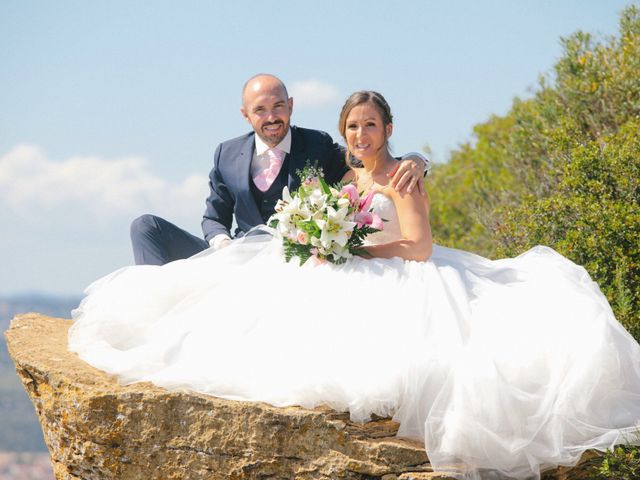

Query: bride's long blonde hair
left=337, top=91, right=394, bottom=178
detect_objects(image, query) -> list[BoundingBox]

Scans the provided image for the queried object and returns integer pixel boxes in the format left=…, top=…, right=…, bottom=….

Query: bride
left=69, top=91, right=640, bottom=479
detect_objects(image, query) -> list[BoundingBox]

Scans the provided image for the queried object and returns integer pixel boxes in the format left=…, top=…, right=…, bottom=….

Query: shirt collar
left=254, top=127, right=292, bottom=156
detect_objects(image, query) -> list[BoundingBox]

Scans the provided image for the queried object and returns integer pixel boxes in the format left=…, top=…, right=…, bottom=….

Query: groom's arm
left=202, top=144, right=235, bottom=244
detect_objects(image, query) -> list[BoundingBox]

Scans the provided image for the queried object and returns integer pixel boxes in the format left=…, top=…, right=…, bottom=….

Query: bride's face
left=345, top=103, right=393, bottom=162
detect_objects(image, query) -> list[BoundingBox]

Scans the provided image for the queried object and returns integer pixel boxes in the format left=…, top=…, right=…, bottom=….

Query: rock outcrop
left=5, top=314, right=599, bottom=479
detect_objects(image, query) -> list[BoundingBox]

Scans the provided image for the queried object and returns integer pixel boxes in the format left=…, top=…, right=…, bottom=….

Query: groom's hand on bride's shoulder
left=389, top=152, right=429, bottom=196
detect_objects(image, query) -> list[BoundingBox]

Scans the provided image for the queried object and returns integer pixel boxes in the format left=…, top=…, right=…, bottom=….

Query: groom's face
left=241, top=79, right=293, bottom=148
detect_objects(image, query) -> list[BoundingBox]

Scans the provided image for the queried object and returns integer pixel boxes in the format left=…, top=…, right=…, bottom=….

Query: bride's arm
left=361, top=188, right=432, bottom=261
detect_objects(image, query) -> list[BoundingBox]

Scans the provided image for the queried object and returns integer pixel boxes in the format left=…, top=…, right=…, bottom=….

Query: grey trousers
left=130, top=214, right=209, bottom=265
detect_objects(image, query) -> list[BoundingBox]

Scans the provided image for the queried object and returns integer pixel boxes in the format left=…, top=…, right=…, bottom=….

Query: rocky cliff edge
left=5, top=314, right=597, bottom=479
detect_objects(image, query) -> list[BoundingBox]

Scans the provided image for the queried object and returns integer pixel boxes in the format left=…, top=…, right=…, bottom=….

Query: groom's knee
left=131, top=214, right=169, bottom=265
left=131, top=214, right=162, bottom=241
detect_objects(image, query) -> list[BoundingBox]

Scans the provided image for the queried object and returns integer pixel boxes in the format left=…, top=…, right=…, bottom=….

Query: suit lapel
left=236, top=134, right=264, bottom=226
left=287, top=127, right=307, bottom=191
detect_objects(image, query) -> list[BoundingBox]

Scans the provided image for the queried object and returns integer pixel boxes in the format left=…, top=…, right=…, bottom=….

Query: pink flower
left=339, top=184, right=359, bottom=207
left=359, top=190, right=376, bottom=212
left=303, top=177, right=320, bottom=188
left=355, top=211, right=384, bottom=230
left=296, top=230, right=309, bottom=245
left=355, top=211, right=372, bottom=228
left=370, top=213, right=384, bottom=230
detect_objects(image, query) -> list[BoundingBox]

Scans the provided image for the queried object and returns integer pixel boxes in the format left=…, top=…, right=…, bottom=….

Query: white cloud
left=289, top=79, right=340, bottom=110
left=0, top=145, right=208, bottom=226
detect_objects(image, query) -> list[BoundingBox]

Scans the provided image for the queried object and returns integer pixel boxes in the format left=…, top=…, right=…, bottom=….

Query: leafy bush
left=593, top=445, right=640, bottom=479
left=428, top=5, right=640, bottom=337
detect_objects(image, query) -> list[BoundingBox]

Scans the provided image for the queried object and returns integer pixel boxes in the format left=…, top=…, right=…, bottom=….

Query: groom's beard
left=259, top=120, right=288, bottom=147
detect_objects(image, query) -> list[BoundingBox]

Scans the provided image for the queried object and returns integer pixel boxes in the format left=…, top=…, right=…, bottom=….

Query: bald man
left=131, top=74, right=426, bottom=265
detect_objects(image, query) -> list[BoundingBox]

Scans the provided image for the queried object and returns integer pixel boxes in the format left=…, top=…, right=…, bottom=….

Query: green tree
left=428, top=114, right=518, bottom=257
left=497, top=121, right=640, bottom=336
left=428, top=4, right=640, bottom=337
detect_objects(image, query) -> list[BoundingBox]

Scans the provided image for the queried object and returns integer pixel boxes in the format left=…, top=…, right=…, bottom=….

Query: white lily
left=336, top=197, right=350, bottom=210
left=274, top=196, right=312, bottom=237
left=281, top=186, right=293, bottom=203
left=307, top=188, right=328, bottom=212
left=315, top=205, right=357, bottom=248
left=330, top=244, right=352, bottom=260
left=274, top=186, right=293, bottom=213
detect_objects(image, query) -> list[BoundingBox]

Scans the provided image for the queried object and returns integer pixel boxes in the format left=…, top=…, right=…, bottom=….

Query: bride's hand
left=388, top=157, right=426, bottom=195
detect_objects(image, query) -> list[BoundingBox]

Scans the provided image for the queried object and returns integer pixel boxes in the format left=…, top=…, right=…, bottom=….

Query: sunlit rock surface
left=5, top=314, right=598, bottom=479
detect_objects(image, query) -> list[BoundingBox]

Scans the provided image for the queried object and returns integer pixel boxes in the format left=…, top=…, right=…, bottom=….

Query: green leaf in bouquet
left=300, top=221, right=320, bottom=237
left=318, top=175, right=332, bottom=196
left=282, top=239, right=313, bottom=265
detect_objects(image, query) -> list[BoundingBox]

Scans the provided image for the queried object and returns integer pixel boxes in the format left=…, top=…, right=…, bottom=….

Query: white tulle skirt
left=68, top=232, right=640, bottom=479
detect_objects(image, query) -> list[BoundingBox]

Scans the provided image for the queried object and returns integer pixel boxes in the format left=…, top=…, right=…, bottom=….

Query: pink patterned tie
left=253, top=148, right=285, bottom=192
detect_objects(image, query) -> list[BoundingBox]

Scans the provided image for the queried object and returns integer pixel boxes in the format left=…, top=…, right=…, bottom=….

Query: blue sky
left=0, top=1, right=635, bottom=295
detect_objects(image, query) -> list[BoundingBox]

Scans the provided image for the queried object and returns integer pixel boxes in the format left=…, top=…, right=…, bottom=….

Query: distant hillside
left=1, top=293, right=81, bottom=452
left=0, top=293, right=79, bottom=328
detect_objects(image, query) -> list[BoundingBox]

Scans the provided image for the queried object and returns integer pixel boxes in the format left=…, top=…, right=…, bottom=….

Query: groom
left=131, top=74, right=427, bottom=265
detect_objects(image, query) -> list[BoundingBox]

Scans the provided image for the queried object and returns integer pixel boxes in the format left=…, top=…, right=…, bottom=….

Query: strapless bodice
left=363, top=193, right=402, bottom=246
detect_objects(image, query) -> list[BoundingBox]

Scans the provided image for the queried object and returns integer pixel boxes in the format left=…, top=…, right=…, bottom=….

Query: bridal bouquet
left=268, top=167, right=384, bottom=265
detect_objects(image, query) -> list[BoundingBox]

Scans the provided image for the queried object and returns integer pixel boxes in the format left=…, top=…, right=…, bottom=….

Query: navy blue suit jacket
left=202, top=126, right=348, bottom=241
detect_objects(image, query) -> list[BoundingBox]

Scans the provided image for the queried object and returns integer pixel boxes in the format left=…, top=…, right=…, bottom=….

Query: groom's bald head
left=241, top=74, right=289, bottom=107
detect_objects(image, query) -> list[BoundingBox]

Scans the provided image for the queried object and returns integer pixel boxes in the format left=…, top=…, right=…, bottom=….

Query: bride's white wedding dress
left=69, top=193, right=640, bottom=479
